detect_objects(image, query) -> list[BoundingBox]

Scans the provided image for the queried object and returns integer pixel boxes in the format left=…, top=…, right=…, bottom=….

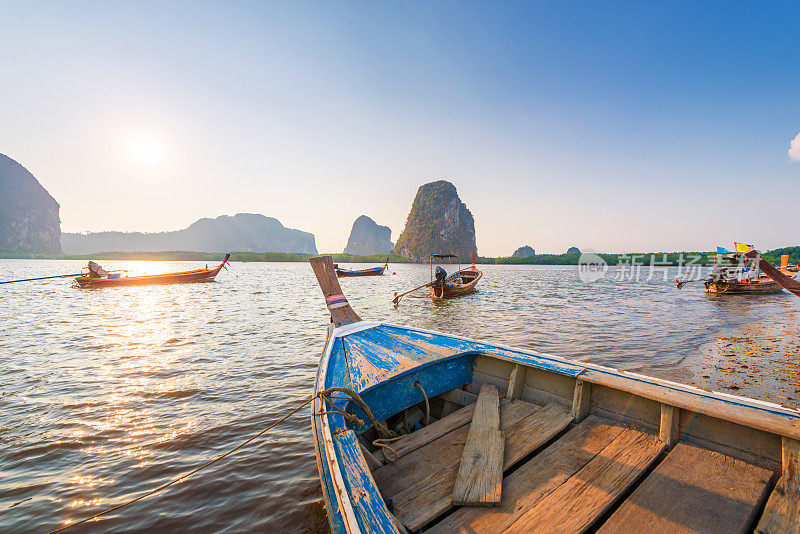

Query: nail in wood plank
left=452, top=384, right=505, bottom=506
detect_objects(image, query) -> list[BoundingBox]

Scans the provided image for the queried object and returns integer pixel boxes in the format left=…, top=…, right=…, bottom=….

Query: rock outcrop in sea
left=61, top=213, right=317, bottom=254
left=0, top=153, right=61, bottom=254
left=567, top=246, right=581, bottom=254
left=343, top=215, right=393, bottom=255
left=512, top=245, right=536, bottom=257
left=394, top=180, right=477, bottom=262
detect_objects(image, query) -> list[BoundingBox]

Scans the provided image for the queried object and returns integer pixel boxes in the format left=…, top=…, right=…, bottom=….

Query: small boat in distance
left=429, top=253, right=481, bottom=298
left=74, top=254, right=230, bottom=288
left=334, top=258, right=389, bottom=277
left=308, top=255, right=800, bottom=534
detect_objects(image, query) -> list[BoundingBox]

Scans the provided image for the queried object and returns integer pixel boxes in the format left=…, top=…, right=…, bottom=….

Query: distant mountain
left=62, top=213, right=317, bottom=255
left=394, top=180, right=477, bottom=262
left=343, top=215, right=393, bottom=255
left=512, top=245, right=535, bottom=257
left=0, top=153, right=61, bottom=254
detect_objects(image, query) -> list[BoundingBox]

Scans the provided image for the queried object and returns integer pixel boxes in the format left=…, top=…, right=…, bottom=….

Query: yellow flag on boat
left=734, top=242, right=754, bottom=252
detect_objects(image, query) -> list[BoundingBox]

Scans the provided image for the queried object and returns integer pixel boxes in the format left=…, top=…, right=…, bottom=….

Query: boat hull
left=74, top=264, right=224, bottom=288
left=335, top=266, right=387, bottom=277
left=704, top=280, right=784, bottom=294
left=312, top=321, right=800, bottom=533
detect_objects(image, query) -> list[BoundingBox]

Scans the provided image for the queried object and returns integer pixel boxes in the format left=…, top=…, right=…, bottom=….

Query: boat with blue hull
left=309, top=255, right=800, bottom=534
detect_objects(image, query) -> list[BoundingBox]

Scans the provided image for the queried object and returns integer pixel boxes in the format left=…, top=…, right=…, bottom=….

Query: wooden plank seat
left=371, top=399, right=572, bottom=531
left=372, top=395, right=494, bottom=464
left=598, top=442, right=775, bottom=534
left=428, top=416, right=665, bottom=534
left=452, top=384, right=504, bottom=506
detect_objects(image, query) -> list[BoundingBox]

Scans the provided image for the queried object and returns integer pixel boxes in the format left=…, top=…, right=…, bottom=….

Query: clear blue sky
left=1, top=1, right=798, bottom=255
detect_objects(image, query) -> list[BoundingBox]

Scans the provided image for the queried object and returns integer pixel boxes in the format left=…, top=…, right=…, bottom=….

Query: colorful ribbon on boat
left=325, top=294, right=349, bottom=309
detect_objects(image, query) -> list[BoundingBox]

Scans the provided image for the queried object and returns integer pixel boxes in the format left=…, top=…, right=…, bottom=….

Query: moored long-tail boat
left=74, top=254, right=230, bottom=288
left=703, top=249, right=796, bottom=294
left=429, top=253, right=481, bottom=299
left=334, top=258, right=389, bottom=277
left=309, top=255, right=800, bottom=534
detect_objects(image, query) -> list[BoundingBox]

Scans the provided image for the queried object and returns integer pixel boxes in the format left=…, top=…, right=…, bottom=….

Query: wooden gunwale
left=314, top=329, right=363, bottom=533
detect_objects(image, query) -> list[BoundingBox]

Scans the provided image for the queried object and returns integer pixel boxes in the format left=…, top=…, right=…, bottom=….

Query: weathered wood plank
left=572, top=379, right=591, bottom=422
left=523, top=366, right=577, bottom=404
left=470, top=371, right=509, bottom=397
left=426, top=416, right=626, bottom=534
left=394, top=402, right=572, bottom=530
left=678, top=408, right=781, bottom=467
left=580, top=368, right=800, bottom=442
left=660, top=403, right=680, bottom=449
left=755, top=475, right=800, bottom=533
left=502, top=426, right=664, bottom=533
left=309, top=256, right=362, bottom=327
left=469, top=384, right=500, bottom=430
left=359, top=440, right=383, bottom=471
left=373, top=402, right=477, bottom=464
left=590, top=384, right=661, bottom=430
left=373, top=400, right=537, bottom=499
left=756, top=437, right=800, bottom=534
left=438, top=388, right=478, bottom=407
left=598, top=442, right=775, bottom=534
left=782, top=436, right=799, bottom=482
left=507, top=364, right=526, bottom=400
left=452, top=384, right=504, bottom=506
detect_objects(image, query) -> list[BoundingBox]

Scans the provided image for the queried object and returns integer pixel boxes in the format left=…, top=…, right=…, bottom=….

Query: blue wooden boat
left=309, top=256, right=800, bottom=534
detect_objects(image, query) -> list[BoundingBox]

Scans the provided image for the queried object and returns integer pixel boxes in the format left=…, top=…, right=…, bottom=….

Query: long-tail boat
left=74, top=254, right=230, bottom=288
left=429, top=253, right=481, bottom=298
left=309, top=255, right=800, bottom=534
left=334, top=258, right=389, bottom=277
left=703, top=251, right=796, bottom=294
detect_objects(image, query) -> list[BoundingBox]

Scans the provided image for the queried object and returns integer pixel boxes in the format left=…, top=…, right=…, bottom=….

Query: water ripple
left=1, top=260, right=798, bottom=532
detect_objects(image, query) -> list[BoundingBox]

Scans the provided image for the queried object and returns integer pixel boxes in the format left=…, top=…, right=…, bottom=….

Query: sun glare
left=126, top=134, right=164, bottom=166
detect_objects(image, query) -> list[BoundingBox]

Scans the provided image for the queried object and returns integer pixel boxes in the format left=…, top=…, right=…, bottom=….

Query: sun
left=126, top=134, right=164, bottom=166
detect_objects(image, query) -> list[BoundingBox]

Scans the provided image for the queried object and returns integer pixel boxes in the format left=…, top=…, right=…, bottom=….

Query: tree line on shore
left=3, top=247, right=797, bottom=266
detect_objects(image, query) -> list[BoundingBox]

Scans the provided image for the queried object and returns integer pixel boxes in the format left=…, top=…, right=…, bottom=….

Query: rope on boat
left=372, top=383, right=430, bottom=463
left=414, top=381, right=430, bottom=426
left=373, top=436, right=403, bottom=462
left=48, top=386, right=370, bottom=533
left=316, top=386, right=396, bottom=439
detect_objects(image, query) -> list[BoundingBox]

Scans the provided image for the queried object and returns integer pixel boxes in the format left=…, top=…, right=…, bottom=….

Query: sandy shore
left=650, top=312, right=800, bottom=410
